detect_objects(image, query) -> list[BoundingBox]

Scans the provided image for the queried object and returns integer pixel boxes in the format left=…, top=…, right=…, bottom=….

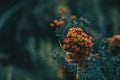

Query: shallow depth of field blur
left=0, top=0, right=120, bottom=80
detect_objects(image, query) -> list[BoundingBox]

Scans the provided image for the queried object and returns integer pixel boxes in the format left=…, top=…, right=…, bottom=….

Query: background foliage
left=0, top=0, right=120, bottom=80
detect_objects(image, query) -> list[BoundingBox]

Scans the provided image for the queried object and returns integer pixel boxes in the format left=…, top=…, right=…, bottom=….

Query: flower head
left=109, top=35, right=120, bottom=55
left=63, top=27, right=94, bottom=64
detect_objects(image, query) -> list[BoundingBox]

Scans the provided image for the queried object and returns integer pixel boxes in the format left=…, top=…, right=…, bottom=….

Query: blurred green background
left=0, top=0, right=120, bottom=80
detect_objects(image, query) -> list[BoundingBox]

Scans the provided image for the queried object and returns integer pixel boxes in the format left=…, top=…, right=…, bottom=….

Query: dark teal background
left=0, top=0, right=120, bottom=80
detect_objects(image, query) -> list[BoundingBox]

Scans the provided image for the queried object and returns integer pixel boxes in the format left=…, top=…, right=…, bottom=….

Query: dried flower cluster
left=63, top=27, right=94, bottom=65
left=109, top=35, right=120, bottom=54
left=50, top=20, right=65, bottom=27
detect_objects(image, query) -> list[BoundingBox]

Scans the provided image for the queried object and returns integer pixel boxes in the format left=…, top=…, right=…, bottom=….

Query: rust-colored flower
left=109, top=35, right=120, bottom=47
left=50, top=23, right=55, bottom=27
left=59, top=8, right=65, bottom=14
left=66, top=52, right=72, bottom=59
left=54, top=20, right=58, bottom=24
left=109, top=35, right=120, bottom=55
left=50, top=20, right=65, bottom=27
left=59, top=20, right=65, bottom=26
left=93, top=54, right=99, bottom=58
left=63, top=27, right=94, bottom=67
left=76, top=74, right=79, bottom=80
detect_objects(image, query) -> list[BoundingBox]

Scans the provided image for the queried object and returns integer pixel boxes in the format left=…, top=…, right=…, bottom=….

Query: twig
left=58, top=40, right=66, bottom=54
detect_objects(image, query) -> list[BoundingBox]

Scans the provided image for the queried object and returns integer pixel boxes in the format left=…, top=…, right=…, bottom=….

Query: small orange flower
left=66, top=52, right=72, bottom=59
left=56, top=21, right=61, bottom=26
left=50, top=23, right=55, bottom=27
left=53, top=20, right=58, bottom=24
left=59, top=8, right=65, bottom=14
left=63, top=44, right=67, bottom=49
left=108, top=35, right=120, bottom=55
left=93, top=54, right=99, bottom=58
left=76, top=74, right=79, bottom=80
left=59, top=20, right=65, bottom=26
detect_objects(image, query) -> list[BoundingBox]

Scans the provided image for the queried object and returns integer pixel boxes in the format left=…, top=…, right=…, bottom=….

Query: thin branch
left=58, top=40, right=66, bottom=54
